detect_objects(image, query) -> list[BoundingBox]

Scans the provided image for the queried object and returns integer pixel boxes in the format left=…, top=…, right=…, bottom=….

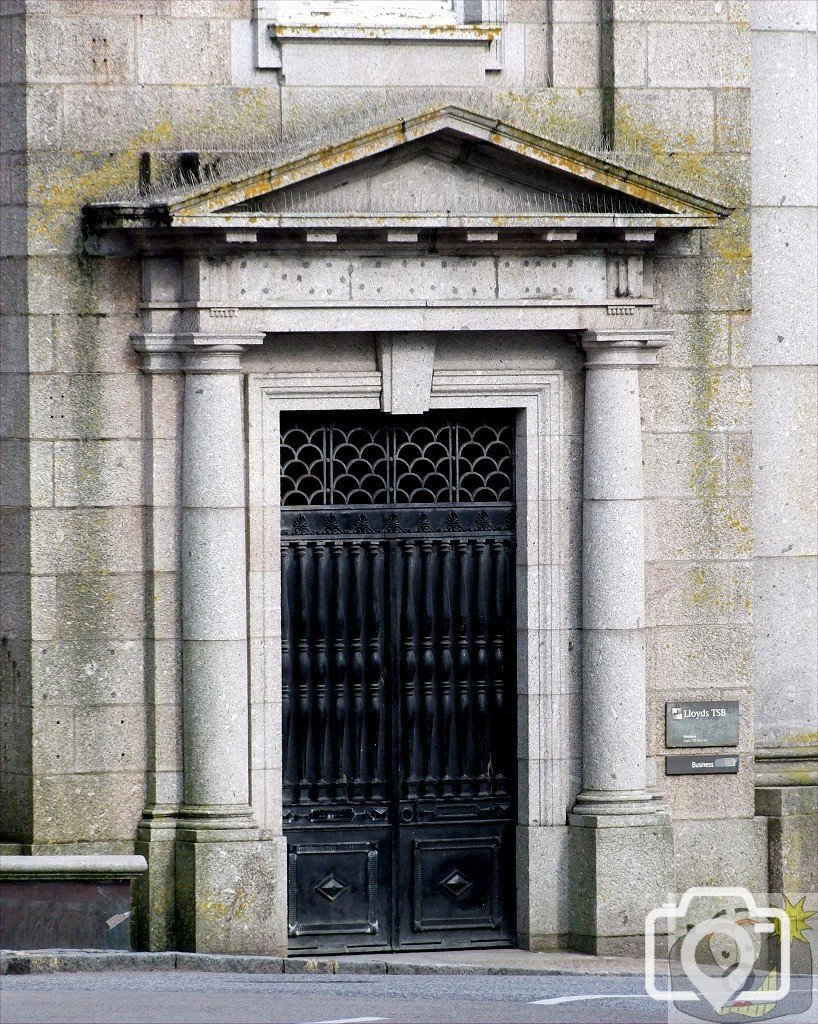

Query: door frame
left=247, top=361, right=567, bottom=944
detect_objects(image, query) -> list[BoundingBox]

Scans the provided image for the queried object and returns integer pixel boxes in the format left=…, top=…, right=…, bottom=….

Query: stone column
left=180, top=344, right=253, bottom=822
left=174, top=338, right=286, bottom=955
left=568, top=328, right=675, bottom=955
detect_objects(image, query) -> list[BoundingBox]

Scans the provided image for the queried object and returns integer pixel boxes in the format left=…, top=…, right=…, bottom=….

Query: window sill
left=261, top=22, right=503, bottom=72
left=269, top=23, right=500, bottom=43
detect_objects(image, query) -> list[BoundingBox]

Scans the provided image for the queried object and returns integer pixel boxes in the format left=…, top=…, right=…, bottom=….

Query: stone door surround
left=92, top=105, right=730, bottom=951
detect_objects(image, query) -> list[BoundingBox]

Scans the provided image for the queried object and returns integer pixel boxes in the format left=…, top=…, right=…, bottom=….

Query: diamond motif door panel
left=281, top=412, right=516, bottom=952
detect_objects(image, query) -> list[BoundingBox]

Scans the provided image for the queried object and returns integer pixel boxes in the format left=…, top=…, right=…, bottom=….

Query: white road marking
left=530, top=994, right=648, bottom=1006
left=305, top=1017, right=389, bottom=1024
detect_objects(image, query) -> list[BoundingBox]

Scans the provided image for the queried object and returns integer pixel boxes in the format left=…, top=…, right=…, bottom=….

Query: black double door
left=280, top=411, right=517, bottom=952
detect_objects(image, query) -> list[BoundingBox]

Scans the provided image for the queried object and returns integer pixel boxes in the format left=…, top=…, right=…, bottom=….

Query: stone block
left=646, top=559, right=753, bottom=626
left=169, top=1, right=249, bottom=15
left=30, top=706, right=74, bottom=774
left=753, top=366, right=818, bottom=558
left=32, top=772, right=145, bottom=844
left=52, top=440, right=143, bottom=507
left=145, top=377, right=184, bottom=443
left=613, top=22, right=647, bottom=87
left=150, top=508, right=180, bottom=575
left=31, top=640, right=145, bottom=706
left=1, top=703, right=32, bottom=772
left=494, top=21, right=526, bottom=89
left=53, top=573, right=146, bottom=642
left=0, top=204, right=26, bottom=258
left=751, top=31, right=817, bottom=206
left=0, top=258, right=27, bottom=318
left=523, top=23, right=550, bottom=87
left=135, top=828, right=176, bottom=952
left=728, top=311, right=750, bottom=367
left=645, top=496, right=753, bottom=561
left=0, top=508, right=31, bottom=573
left=551, top=22, right=600, bottom=88
left=615, top=89, right=714, bottom=152
left=753, top=557, right=818, bottom=748
left=175, top=834, right=287, bottom=955
left=751, top=208, right=818, bottom=365
left=643, top=430, right=728, bottom=499
left=137, top=17, right=230, bottom=85
left=278, top=39, right=488, bottom=88
left=641, top=367, right=752, bottom=432
left=716, top=87, right=750, bottom=153
left=61, top=84, right=172, bottom=150
left=568, top=819, right=675, bottom=954
left=0, top=153, right=26, bottom=206
left=49, top=312, right=141, bottom=374
left=749, top=1, right=817, bottom=31
left=512, top=0, right=553, bottom=21
left=153, top=703, right=182, bottom=774
left=645, top=624, right=752, bottom=692
left=655, top=251, right=750, bottom=314
left=726, top=432, right=751, bottom=494
left=29, top=373, right=142, bottom=441
left=756, top=786, right=818, bottom=893
left=150, top=573, right=182, bottom=643
left=674, top=816, right=768, bottom=892
left=73, top=705, right=147, bottom=774
left=647, top=23, right=748, bottom=88
left=666, top=756, right=756, bottom=820
left=615, top=2, right=748, bottom=23
left=0, top=12, right=25, bottom=85
left=0, top=440, right=33, bottom=508
left=517, top=824, right=569, bottom=947
left=22, top=85, right=64, bottom=150
left=30, top=508, right=144, bottom=574
left=26, top=16, right=136, bottom=85
left=152, top=639, right=182, bottom=706
left=151, top=85, right=280, bottom=150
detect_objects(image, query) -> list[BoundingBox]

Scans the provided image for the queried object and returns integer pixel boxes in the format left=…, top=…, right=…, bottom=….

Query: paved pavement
left=2, top=970, right=817, bottom=1024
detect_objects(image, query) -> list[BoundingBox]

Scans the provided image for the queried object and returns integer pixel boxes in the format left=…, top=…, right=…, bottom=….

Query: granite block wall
left=0, top=0, right=813, bottom=912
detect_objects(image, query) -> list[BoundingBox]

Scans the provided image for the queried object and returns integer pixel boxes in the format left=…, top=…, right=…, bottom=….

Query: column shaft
left=181, top=357, right=251, bottom=818
left=572, top=331, right=671, bottom=819
left=581, top=364, right=648, bottom=799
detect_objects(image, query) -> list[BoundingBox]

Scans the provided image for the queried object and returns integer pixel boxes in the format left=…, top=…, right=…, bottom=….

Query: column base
left=135, top=806, right=179, bottom=952
left=568, top=801, right=675, bottom=956
left=175, top=826, right=287, bottom=955
left=755, top=785, right=818, bottom=893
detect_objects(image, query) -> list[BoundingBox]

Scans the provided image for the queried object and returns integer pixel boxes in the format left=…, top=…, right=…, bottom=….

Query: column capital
left=132, top=332, right=264, bottom=374
left=581, top=329, right=673, bottom=368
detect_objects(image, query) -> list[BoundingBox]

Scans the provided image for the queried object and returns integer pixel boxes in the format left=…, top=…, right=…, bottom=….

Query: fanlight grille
left=280, top=412, right=515, bottom=507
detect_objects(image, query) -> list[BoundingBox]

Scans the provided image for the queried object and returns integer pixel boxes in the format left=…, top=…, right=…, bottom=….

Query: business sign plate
left=665, top=700, right=739, bottom=748
left=666, top=754, right=739, bottom=776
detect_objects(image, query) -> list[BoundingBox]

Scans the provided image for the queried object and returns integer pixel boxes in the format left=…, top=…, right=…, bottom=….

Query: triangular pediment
left=86, top=106, right=731, bottom=236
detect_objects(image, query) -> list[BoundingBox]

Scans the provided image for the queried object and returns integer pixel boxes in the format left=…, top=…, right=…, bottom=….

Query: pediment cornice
left=85, top=106, right=731, bottom=250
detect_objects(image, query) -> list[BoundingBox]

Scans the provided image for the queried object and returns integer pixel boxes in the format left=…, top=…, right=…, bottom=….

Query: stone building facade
left=1, top=0, right=815, bottom=956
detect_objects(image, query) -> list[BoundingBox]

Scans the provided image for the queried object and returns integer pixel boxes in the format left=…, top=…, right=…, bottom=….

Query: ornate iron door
left=280, top=411, right=516, bottom=952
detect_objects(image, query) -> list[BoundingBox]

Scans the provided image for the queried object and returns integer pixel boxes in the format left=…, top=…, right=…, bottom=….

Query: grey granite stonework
left=1, top=0, right=815, bottom=957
